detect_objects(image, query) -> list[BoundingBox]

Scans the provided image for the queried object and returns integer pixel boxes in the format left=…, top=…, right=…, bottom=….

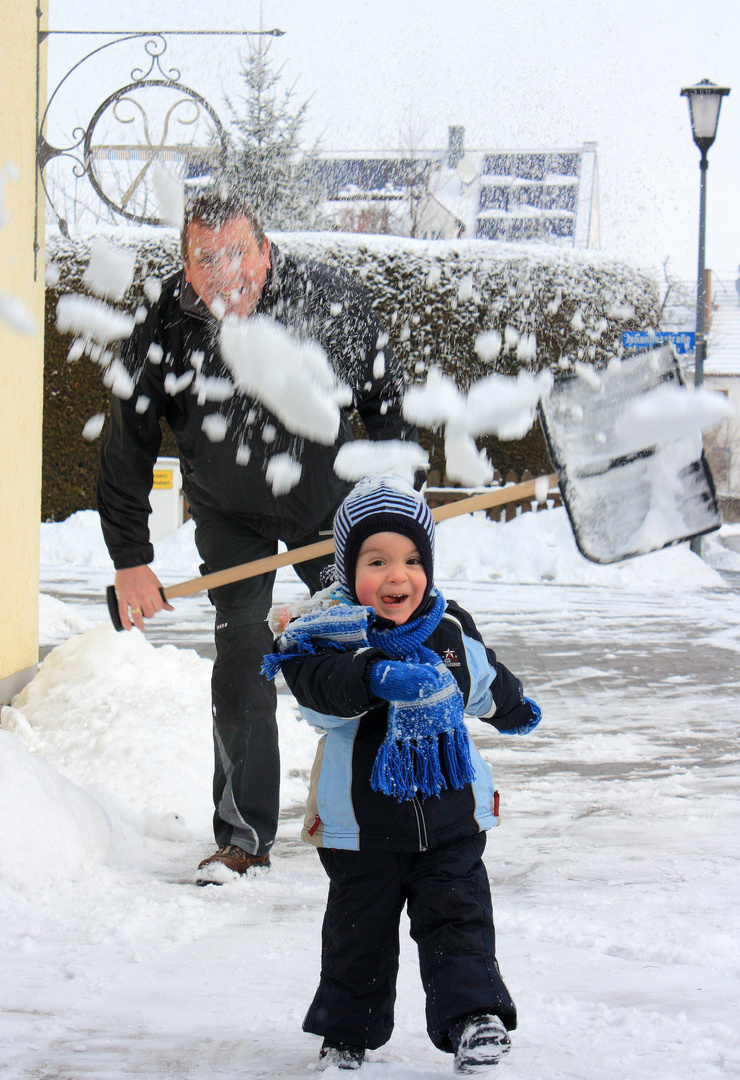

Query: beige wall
left=705, top=375, right=740, bottom=498
left=0, top=4, right=46, bottom=702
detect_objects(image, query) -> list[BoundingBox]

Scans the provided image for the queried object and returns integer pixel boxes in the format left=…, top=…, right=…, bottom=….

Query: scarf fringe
left=443, top=725, right=477, bottom=789
left=370, top=725, right=475, bottom=802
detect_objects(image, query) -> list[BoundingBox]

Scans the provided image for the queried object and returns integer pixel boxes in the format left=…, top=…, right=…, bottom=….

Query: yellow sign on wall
left=152, top=469, right=173, bottom=490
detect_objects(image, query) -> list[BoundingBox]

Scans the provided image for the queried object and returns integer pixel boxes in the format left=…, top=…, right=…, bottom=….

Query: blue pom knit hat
left=333, top=474, right=436, bottom=603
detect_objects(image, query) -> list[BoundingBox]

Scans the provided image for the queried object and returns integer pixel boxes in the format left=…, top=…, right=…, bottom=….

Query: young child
left=263, top=474, right=541, bottom=1073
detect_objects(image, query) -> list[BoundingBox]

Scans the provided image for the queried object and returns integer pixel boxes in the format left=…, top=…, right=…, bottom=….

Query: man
left=97, top=184, right=417, bottom=883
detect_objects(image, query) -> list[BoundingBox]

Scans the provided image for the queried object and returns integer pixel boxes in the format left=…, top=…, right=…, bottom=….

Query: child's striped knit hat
left=333, top=474, right=436, bottom=603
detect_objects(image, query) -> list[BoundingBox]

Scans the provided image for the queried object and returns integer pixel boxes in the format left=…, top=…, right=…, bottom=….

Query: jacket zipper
left=412, top=795, right=429, bottom=852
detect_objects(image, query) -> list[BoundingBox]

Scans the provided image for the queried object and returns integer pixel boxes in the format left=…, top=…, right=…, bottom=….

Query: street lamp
left=681, top=78, right=730, bottom=556
left=680, top=78, right=730, bottom=389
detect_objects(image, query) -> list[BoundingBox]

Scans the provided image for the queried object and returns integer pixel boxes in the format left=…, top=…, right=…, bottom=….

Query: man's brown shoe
left=194, top=845, right=271, bottom=885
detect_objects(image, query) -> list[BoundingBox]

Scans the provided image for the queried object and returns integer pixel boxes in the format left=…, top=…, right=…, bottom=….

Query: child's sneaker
left=318, top=1039, right=365, bottom=1071
left=450, top=1014, right=511, bottom=1072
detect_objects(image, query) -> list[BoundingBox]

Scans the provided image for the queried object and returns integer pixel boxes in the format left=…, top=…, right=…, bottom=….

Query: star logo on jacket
left=442, top=647, right=460, bottom=667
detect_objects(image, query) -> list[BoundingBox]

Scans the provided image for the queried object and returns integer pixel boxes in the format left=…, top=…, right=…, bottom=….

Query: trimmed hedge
left=43, top=228, right=659, bottom=521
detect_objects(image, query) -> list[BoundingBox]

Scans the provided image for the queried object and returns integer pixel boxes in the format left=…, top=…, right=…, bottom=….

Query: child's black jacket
left=280, top=596, right=538, bottom=853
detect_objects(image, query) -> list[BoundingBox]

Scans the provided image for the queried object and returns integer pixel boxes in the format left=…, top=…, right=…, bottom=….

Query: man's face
left=184, top=216, right=270, bottom=319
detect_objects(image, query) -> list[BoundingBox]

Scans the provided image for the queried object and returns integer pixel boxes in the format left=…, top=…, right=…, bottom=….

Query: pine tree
left=224, top=42, right=326, bottom=230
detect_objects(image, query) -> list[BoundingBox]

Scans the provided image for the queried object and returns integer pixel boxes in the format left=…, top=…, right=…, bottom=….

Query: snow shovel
left=538, top=344, right=722, bottom=564
left=105, top=473, right=559, bottom=630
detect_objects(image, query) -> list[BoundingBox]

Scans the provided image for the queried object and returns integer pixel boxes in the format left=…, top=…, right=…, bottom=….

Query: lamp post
left=680, top=79, right=730, bottom=389
left=681, top=78, right=730, bottom=556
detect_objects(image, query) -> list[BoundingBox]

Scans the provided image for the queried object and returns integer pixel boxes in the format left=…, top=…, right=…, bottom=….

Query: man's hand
left=114, top=565, right=173, bottom=631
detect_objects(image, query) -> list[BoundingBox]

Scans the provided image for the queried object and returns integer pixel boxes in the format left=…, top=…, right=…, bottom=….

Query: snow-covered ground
left=2, top=507, right=740, bottom=1079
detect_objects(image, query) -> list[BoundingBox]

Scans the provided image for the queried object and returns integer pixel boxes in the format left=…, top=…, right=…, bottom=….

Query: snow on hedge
left=46, top=225, right=660, bottom=384
left=45, top=228, right=661, bottom=487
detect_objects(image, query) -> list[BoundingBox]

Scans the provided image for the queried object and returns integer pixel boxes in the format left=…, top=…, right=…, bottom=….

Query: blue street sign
left=622, top=331, right=696, bottom=355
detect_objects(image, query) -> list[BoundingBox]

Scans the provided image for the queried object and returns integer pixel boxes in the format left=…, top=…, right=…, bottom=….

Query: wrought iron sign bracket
left=34, top=6, right=284, bottom=277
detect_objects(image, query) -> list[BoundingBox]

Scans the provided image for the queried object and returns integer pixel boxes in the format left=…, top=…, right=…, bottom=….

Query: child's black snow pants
left=304, top=833, right=517, bottom=1052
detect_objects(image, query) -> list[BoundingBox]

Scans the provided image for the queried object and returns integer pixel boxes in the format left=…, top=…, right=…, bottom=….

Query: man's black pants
left=192, top=507, right=334, bottom=856
left=304, top=834, right=517, bottom=1052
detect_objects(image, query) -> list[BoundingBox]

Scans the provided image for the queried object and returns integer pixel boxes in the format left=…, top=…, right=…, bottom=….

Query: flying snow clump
left=402, top=366, right=553, bottom=486
left=81, top=414, right=105, bottom=441
left=82, top=240, right=136, bottom=301
left=334, top=440, right=429, bottom=486
left=265, top=453, right=302, bottom=495
left=152, top=162, right=184, bottom=230
left=102, top=359, right=135, bottom=399
left=614, top=384, right=735, bottom=455
left=404, top=366, right=552, bottom=441
left=201, top=414, right=229, bottom=442
left=56, top=295, right=135, bottom=345
left=143, top=276, right=162, bottom=304
left=0, top=294, right=37, bottom=335
left=220, top=316, right=346, bottom=445
left=474, top=330, right=502, bottom=362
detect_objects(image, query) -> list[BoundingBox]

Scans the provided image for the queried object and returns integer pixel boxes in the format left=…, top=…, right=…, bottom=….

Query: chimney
left=448, top=126, right=465, bottom=169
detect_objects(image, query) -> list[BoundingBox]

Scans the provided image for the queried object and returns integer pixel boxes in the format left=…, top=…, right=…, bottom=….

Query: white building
left=705, top=274, right=740, bottom=520
left=317, top=128, right=600, bottom=249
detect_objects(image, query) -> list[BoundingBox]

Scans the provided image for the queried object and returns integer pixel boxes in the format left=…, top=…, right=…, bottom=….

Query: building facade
left=0, top=4, right=47, bottom=702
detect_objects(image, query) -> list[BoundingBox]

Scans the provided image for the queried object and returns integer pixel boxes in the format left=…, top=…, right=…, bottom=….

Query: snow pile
left=151, top=517, right=202, bottom=576
left=40, top=509, right=202, bottom=577
left=39, top=593, right=96, bottom=642
left=40, top=498, right=732, bottom=609
left=434, top=505, right=727, bottom=590
left=40, top=509, right=113, bottom=568
left=0, top=728, right=111, bottom=890
left=704, top=524, right=740, bottom=571
left=4, top=625, right=215, bottom=823
left=3, top=622, right=320, bottom=862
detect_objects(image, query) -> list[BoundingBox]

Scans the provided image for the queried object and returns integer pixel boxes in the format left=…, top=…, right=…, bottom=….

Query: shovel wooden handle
left=106, top=473, right=558, bottom=629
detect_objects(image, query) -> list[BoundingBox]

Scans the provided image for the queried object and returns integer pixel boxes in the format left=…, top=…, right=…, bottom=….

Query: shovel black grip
left=106, top=585, right=167, bottom=631
left=106, top=585, right=124, bottom=631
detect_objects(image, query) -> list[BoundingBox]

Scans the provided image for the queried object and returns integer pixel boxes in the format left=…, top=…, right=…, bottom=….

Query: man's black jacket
left=97, top=244, right=415, bottom=568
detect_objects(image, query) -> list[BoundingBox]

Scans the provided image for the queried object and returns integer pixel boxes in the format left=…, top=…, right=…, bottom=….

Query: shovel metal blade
left=538, top=346, right=722, bottom=564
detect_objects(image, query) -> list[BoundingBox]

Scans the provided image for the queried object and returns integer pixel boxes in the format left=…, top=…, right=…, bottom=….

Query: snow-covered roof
left=706, top=278, right=740, bottom=377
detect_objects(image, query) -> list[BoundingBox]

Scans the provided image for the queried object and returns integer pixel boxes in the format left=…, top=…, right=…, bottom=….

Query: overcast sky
left=48, top=0, right=740, bottom=287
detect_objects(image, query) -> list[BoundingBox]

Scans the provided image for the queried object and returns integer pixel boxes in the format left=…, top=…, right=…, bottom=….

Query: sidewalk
left=12, top=561, right=740, bottom=1080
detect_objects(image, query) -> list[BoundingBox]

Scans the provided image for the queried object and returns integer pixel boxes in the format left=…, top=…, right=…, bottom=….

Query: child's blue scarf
left=263, top=590, right=475, bottom=802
